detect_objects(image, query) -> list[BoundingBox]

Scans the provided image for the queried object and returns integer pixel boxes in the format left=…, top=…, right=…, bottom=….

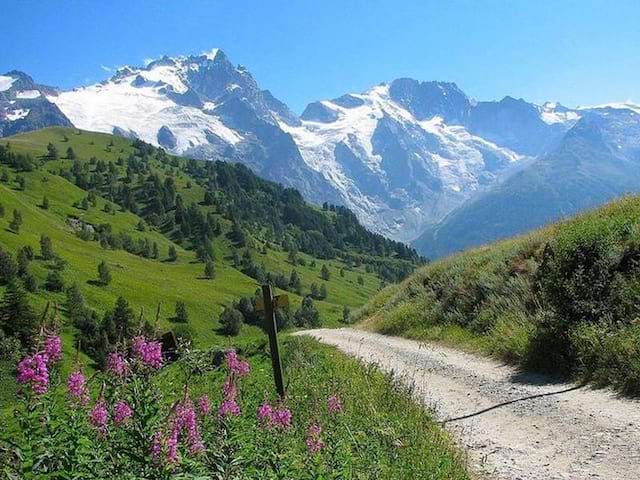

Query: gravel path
left=295, top=328, right=640, bottom=480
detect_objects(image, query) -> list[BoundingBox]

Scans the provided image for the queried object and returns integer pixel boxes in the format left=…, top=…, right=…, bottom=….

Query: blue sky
left=1, top=0, right=639, bottom=113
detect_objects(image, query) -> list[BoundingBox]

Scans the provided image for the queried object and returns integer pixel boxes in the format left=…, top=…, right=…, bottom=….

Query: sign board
left=255, top=294, right=288, bottom=312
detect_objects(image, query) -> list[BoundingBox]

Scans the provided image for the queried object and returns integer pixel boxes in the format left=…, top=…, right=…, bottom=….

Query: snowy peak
left=388, top=78, right=471, bottom=124
left=0, top=70, right=71, bottom=136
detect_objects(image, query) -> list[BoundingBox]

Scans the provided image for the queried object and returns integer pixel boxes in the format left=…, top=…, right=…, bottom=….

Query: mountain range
left=2, top=48, right=639, bottom=257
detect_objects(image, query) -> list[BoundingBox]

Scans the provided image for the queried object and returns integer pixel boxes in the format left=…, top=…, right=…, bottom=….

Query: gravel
left=295, top=328, right=640, bottom=480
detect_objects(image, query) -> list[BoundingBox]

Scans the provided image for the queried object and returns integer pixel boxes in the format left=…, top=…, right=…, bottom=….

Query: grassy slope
left=0, top=128, right=382, bottom=407
left=358, top=196, right=640, bottom=394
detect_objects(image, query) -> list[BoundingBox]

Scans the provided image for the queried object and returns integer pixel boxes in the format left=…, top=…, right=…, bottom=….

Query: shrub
left=219, top=307, right=243, bottom=336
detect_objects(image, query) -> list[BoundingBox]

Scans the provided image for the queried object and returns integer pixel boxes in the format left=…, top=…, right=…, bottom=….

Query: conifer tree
left=168, top=245, right=177, bottom=262
left=320, top=264, right=331, bottom=281
left=9, top=209, right=22, bottom=233
left=0, top=280, right=38, bottom=345
left=40, top=234, right=54, bottom=260
left=98, top=260, right=112, bottom=285
left=175, top=301, right=188, bottom=322
left=204, top=260, right=215, bottom=279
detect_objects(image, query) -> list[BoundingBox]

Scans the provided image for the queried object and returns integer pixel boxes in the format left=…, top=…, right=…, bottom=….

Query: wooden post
left=262, top=284, right=285, bottom=398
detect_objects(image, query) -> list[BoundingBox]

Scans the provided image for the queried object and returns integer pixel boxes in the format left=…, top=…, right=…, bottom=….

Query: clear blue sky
left=1, top=0, right=639, bottom=112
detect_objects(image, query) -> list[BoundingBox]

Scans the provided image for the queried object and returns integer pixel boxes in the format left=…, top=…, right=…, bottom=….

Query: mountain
left=45, top=49, right=338, bottom=206
left=415, top=105, right=640, bottom=258
left=0, top=71, right=72, bottom=136
left=2, top=49, right=638, bottom=254
left=283, top=81, right=522, bottom=241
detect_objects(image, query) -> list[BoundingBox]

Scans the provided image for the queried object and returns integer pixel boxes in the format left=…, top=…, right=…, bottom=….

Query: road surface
left=295, top=328, right=640, bottom=480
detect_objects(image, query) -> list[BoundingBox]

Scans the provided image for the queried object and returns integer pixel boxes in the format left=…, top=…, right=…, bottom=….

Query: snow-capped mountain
left=47, top=49, right=337, bottom=205
left=281, top=78, right=582, bottom=240
left=0, top=71, right=72, bottom=136
left=3, top=49, right=638, bottom=251
left=415, top=105, right=640, bottom=258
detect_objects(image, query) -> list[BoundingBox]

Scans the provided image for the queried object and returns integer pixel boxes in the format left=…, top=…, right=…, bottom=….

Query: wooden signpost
left=258, top=284, right=287, bottom=398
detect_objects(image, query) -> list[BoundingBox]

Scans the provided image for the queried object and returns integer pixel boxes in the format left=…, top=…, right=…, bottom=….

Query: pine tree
left=17, top=176, right=25, bottom=190
left=175, top=301, right=188, bottom=322
left=40, top=234, right=54, bottom=260
left=47, top=142, right=58, bottom=159
left=0, top=203, right=4, bottom=217
left=111, top=296, right=134, bottom=340
left=357, top=275, right=364, bottom=286
left=289, top=269, right=302, bottom=294
left=66, top=146, right=76, bottom=160
left=204, top=260, right=215, bottom=279
left=9, top=209, right=22, bottom=233
left=98, top=260, right=112, bottom=285
left=0, top=280, right=38, bottom=345
left=16, top=247, right=31, bottom=277
left=320, top=264, right=331, bottom=281
left=42, top=196, right=49, bottom=210
left=152, top=242, right=159, bottom=259
left=310, top=283, right=319, bottom=299
left=319, top=283, right=328, bottom=300
left=0, top=248, right=17, bottom=284
left=168, top=245, right=177, bottom=262
left=45, top=270, right=65, bottom=292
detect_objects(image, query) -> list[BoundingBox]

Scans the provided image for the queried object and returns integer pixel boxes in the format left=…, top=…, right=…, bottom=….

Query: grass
left=357, top=195, right=640, bottom=395
left=0, top=127, right=386, bottom=406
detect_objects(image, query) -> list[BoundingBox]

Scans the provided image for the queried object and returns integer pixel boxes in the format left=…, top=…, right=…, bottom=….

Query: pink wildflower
left=257, top=402, right=274, bottom=426
left=66, top=370, right=89, bottom=405
left=198, top=394, right=211, bottom=416
left=151, top=431, right=163, bottom=461
left=43, top=335, right=62, bottom=363
left=106, top=352, right=129, bottom=378
left=327, top=394, right=343, bottom=414
left=222, top=378, right=237, bottom=400
left=166, top=429, right=179, bottom=464
left=225, top=350, right=250, bottom=377
left=272, top=407, right=292, bottom=429
left=89, top=399, right=109, bottom=433
left=167, top=400, right=204, bottom=459
left=113, top=400, right=133, bottom=425
left=218, top=398, right=241, bottom=418
left=131, top=336, right=163, bottom=369
left=16, top=353, right=49, bottom=395
left=306, top=423, right=325, bottom=454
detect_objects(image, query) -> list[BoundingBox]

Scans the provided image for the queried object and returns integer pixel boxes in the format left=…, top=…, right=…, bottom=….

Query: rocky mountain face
left=2, top=49, right=638, bottom=256
left=0, top=71, right=72, bottom=136
left=415, top=105, right=640, bottom=258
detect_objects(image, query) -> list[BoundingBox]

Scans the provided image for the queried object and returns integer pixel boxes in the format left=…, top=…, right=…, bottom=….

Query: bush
left=219, top=307, right=243, bottom=336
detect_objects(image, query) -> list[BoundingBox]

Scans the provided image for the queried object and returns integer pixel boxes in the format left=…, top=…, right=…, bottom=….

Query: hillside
left=357, top=195, right=640, bottom=395
left=0, top=127, right=419, bottom=400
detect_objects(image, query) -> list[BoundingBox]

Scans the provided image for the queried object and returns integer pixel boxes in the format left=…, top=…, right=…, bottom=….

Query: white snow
left=202, top=48, right=220, bottom=61
left=138, top=65, right=188, bottom=93
left=6, top=108, right=29, bottom=121
left=15, top=90, right=41, bottom=99
left=0, top=75, right=16, bottom=92
left=280, top=83, right=524, bottom=240
left=578, top=102, right=640, bottom=115
left=50, top=72, right=241, bottom=152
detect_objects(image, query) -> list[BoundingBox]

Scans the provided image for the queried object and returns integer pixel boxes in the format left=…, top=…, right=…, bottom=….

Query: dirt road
left=296, top=328, right=640, bottom=480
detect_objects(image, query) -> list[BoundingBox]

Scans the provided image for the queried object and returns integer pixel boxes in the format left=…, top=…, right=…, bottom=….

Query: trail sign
left=256, top=293, right=289, bottom=312
left=261, top=285, right=286, bottom=398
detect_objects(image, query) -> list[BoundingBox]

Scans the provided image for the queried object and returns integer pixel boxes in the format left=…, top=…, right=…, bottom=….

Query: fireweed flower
left=151, top=431, right=163, bottom=461
left=43, top=334, right=62, bottom=363
left=327, top=394, right=343, bottom=414
left=225, top=350, right=250, bottom=377
left=273, top=406, right=292, bottom=429
left=89, top=399, right=109, bottom=433
left=218, top=398, right=241, bottom=417
left=166, top=400, right=204, bottom=460
left=131, top=336, right=163, bottom=369
left=257, top=402, right=274, bottom=426
left=198, top=394, right=211, bottom=416
left=66, top=370, right=89, bottom=405
left=106, top=352, right=129, bottom=378
left=16, top=353, right=49, bottom=395
left=222, top=378, right=237, bottom=400
left=113, top=400, right=133, bottom=425
left=306, top=423, right=325, bottom=454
